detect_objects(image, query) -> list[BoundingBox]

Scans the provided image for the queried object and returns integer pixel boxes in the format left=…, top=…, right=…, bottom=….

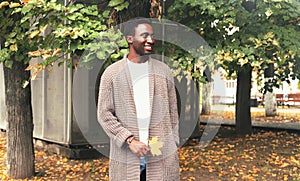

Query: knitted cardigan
left=97, top=56, right=180, bottom=181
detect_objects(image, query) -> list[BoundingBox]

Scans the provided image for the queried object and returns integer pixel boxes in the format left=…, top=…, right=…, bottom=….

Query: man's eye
left=142, top=34, right=149, bottom=38
left=142, top=34, right=154, bottom=39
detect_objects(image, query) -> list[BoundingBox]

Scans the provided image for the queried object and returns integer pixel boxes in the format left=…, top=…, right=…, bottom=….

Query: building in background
left=211, top=68, right=300, bottom=105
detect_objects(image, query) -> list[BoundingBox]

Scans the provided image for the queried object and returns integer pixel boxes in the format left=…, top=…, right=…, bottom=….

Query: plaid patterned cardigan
left=97, top=56, right=180, bottom=181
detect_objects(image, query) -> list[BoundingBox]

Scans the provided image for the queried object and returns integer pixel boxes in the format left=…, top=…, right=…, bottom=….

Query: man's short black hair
left=123, top=17, right=152, bottom=37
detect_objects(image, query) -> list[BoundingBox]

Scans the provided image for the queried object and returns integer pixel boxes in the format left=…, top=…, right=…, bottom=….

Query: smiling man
left=97, top=18, right=180, bottom=181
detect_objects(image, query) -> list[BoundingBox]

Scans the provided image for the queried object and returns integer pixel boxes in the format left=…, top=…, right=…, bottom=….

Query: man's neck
left=127, top=54, right=149, bottom=63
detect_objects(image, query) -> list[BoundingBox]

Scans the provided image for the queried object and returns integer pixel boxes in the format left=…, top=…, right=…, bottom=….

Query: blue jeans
left=140, top=156, right=146, bottom=173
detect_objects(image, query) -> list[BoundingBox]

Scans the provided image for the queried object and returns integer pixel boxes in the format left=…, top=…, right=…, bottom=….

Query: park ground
left=0, top=106, right=299, bottom=181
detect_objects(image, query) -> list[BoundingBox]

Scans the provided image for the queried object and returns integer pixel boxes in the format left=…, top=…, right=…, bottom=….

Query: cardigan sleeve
left=97, top=69, right=133, bottom=148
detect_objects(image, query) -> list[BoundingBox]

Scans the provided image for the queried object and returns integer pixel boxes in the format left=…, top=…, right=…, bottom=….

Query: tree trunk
left=3, top=61, right=35, bottom=179
left=264, top=77, right=277, bottom=117
left=236, top=64, right=252, bottom=135
left=265, top=91, right=277, bottom=116
left=117, top=0, right=151, bottom=23
left=201, top=82, right=212, bottom=115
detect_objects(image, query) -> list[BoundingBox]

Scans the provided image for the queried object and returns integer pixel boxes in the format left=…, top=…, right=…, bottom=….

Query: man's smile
left=144, top=45, right=152, bottom=51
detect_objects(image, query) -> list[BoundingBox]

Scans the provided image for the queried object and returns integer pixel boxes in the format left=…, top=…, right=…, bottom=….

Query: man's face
left=131, top=23, right=155, bottom=56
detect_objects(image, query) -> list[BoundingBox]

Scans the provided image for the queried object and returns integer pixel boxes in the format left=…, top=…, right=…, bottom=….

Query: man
left=97, top=18, right=180, bottom=181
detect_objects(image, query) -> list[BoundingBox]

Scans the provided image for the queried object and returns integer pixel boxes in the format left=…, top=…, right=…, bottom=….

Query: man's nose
left=146, top=36, right=154, bottom=43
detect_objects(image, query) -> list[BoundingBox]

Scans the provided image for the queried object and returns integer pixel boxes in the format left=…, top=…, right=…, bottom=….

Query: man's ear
left=126, top=36, right=133, bottom=44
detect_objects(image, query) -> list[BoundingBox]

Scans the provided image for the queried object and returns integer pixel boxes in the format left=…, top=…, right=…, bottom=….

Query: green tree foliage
left=167, top=0, right=299, bottom=135
left=168, top=0, right=300, bottom=92
left=0, top=0, right=128, bottom=81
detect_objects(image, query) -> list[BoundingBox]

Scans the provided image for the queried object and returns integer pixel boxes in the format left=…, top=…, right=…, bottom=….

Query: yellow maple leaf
left=39, top=24, right=48, bottom=33
left=62, top=157, right=68, bottom=163
left=9, top=44, right=18, bottom=52
left=0, top=2, right=10, bottom=9
left=9, top=2, right=20, bottom=8
left=149, top=136, right=164, bottom=156
left=29, top=30, right=40, bottom=39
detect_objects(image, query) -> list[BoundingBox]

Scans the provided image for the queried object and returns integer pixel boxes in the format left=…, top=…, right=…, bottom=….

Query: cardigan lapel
left=121, top=57, right=137, bottom=115
left=148, top=57, right=155, bottom=118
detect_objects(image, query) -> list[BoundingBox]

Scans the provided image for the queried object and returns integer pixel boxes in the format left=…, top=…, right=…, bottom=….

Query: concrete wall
left=0, top=61, right=108, bottom=146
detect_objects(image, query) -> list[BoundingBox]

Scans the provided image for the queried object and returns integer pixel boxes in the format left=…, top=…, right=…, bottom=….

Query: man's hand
left=128, top=139, right=150, bottom=157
